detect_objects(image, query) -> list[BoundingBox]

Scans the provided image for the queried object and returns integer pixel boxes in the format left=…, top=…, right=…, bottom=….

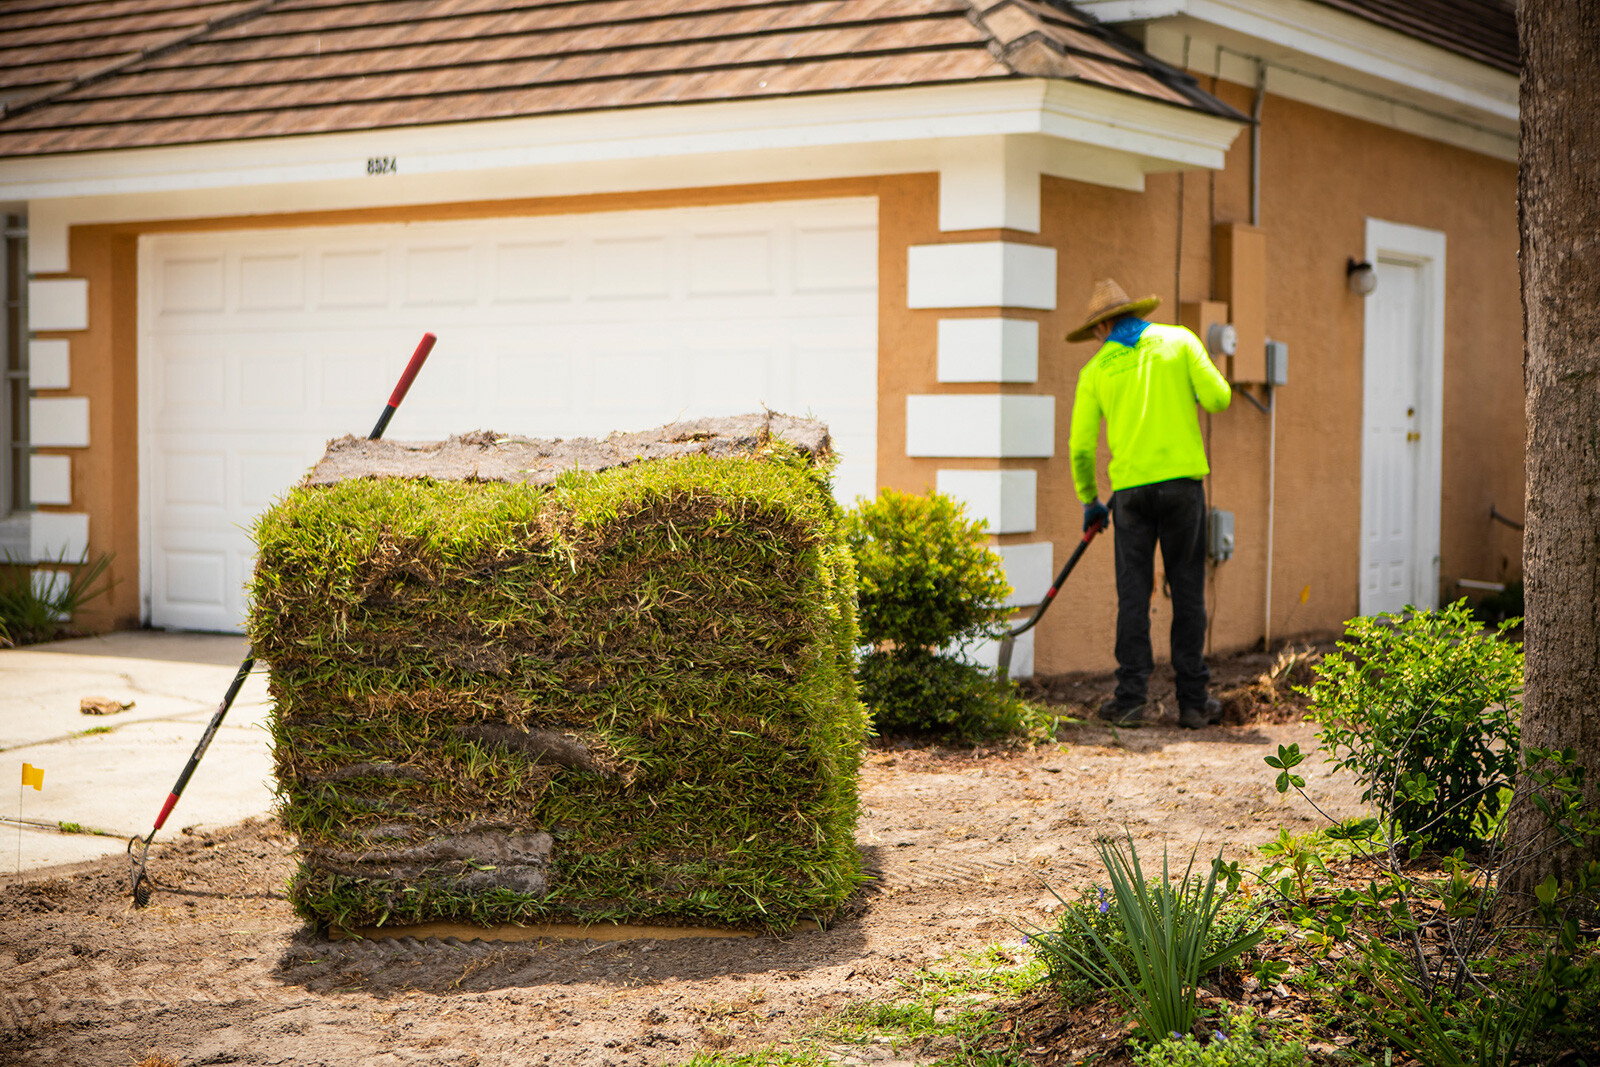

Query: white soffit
left=0, top=80, right=1245, bottom=210
left=1080, top=0, right=1518, bottom=161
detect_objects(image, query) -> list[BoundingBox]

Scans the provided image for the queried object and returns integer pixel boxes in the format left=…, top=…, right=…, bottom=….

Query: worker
left=1066, top=278, right=1232, bottom=728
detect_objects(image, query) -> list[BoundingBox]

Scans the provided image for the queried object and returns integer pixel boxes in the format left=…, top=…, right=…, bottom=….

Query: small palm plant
left=1029, top=834, right=1265, bottom=1039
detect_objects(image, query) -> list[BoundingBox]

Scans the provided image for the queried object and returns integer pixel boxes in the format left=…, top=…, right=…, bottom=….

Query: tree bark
left=1508, top=0, right=1600, bottom=896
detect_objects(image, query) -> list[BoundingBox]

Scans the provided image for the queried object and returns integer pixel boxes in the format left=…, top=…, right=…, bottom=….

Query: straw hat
left=1066, top=278, right=1161, bottom=342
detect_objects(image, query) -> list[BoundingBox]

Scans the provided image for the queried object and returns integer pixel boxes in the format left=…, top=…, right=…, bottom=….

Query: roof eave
left=0, top=78, right=1247, bottom=204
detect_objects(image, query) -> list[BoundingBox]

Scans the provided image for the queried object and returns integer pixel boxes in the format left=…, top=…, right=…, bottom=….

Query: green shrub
left=0, top=550, right=115, bottom=647
left=844, top=489, right=1009, bottom=650
left=845, top=490, right=1031, bottom=738
left=1302, top=600, right=1523, bottom=848
left=857, top=647, right=1050, bottom=741
left=1027, top=836, right=1264, bottom=1040
left=1132, top=1010, right=1309, bottom=1066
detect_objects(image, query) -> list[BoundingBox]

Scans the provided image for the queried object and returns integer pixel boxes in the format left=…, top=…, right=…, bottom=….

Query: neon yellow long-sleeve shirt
left=1068, top=322, right=1232, bottom=503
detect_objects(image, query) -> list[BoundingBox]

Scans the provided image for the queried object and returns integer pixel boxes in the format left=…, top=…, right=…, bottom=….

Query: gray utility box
left=1264, top=339, right=1289, bottom=387
left=1208, top=508, right=1236, bottom=562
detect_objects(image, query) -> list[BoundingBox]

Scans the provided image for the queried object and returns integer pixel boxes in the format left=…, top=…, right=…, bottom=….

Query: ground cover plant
left=0, top=548, right=114, bottom=647
left=1027, top=837, right=1265, bottom=1041
left=846, top=489, right=1048, bottom=741
left=251, top=417, right=866, bottom=933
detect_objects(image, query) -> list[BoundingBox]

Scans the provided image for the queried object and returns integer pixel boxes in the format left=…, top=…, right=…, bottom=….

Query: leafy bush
left=1302, top=600, right=1523, bottom=847
left=845, top=490, right=1028, bottom=738
left=1132, top=1009, right=1309, bottom=1067
left=858, top=646, right=1049, bottom=741
left=0, top=551, right=115, bottom=647
left=1028, top=835, right=1264, bottom=1040
left=844, top=489, right=1010, bottom=650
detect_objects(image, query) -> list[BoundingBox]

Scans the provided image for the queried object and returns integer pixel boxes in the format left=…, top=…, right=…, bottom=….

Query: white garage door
left=139, top=198, right=878, bottom=632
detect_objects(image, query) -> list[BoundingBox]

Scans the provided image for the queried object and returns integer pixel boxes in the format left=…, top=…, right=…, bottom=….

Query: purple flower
left=1096, top=888, right=1110, bottom=914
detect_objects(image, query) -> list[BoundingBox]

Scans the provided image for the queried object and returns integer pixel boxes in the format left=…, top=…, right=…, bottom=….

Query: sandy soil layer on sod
left=0, top=666, right=1362, bottom=1067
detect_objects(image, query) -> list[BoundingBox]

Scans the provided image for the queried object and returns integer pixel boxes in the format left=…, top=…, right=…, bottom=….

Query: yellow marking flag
left=20, top=764, right=42, bottom=791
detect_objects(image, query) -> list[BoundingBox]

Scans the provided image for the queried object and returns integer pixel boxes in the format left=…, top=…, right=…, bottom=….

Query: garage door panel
left=794, top=225, right=876, bottom=292
left=315, top=248, right=391, bottom=309
left=590, top=236, right=672, bottom=301
left=689, top=231, right=776, bottom=297
left=238, top=252, right=306, bottom=311
left=141, top=198, right=877, bottom=632
left=492, top=240, right=575, bottom=303
left=160, top=451, right=228, bottom=509
left=238, top=349, right=308, bottom=412
left=404, top=244, right=480, bottom=307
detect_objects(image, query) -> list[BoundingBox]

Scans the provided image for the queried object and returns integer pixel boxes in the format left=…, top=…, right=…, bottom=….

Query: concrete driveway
left=0, top=631, right=275, bottom=876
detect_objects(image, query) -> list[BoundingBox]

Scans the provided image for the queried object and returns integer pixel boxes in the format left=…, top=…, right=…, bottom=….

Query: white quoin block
left=936, top=469, right=1037, bottom=534
left=27, top=278, right=89, bottom=331
left=957, top=629, right=1036, bottom=678
left=30, top=511, right=89, bottom=563
left=995, top=541, right=1055, bottom=608
left=905, top=395, right=1054, bottom=458
left=29, top=455, right=72, bottom=506
left=907, top=242, right=1057, bottom=310
left=29, top=397, right=89, bottom=448
left=937, top=318, right=1039, bottom=383
left=939, top=140, right=1042, bottom=233
left=29, top=340, right=71, bottom=390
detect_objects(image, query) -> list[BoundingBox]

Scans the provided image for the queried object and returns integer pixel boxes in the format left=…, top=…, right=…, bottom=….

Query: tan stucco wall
left=1025, top=85, right=1522, bottom=675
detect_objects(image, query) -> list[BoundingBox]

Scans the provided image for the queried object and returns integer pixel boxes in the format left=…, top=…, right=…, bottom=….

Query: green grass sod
left=251, top=440, right=865, bottom=933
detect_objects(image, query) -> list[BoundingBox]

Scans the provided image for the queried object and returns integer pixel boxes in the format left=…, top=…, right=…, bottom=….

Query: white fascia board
left=1099, top=0, right=1517, bottom=155
left=1039, top=80, right=1244, bottom=172
left=0, top=80, right=1246, bottom=206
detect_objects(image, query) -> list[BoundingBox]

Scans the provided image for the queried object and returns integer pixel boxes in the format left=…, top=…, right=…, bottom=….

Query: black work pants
left=1110, top=477, right=1210, bottom=711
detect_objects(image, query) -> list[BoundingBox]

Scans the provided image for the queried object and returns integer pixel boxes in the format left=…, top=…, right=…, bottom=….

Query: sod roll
left=251, top=415, right=865, bottom=932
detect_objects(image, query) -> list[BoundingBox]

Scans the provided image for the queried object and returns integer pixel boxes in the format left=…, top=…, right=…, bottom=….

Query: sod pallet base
left=328, top=919, right=818, bottom=942
left=252, top=415, right=865, bottom=935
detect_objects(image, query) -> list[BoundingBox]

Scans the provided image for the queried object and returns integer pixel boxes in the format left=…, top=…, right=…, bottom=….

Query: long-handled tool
left=128, top=332, right=437, bottom=907
left=994, top=517, right=1105, bottom=681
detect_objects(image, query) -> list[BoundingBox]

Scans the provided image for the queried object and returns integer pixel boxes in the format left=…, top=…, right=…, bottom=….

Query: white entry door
left=139, top=198, right=878, bottom=632
left=1359, top=221, right=1445, bottom=616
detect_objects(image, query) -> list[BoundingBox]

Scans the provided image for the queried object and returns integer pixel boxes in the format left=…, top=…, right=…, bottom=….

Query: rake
left=994, top=517, right=1104, bottom=681
left=128, top=332, right=437, bottom=907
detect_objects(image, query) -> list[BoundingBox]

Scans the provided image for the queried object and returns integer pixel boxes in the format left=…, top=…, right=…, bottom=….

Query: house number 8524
left=366, top=156, right=398, bottom=175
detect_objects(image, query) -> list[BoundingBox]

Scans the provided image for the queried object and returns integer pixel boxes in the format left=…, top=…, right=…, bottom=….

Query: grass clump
left=0, top=550, right=114, bottom=647
left=1027, top=835, right=1264, bottom=1040
left=252, top=429, right=865, bottom=933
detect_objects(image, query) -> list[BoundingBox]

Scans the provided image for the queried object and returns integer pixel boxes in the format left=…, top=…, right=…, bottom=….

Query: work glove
left=1083, top=499, right=1110, bottom=532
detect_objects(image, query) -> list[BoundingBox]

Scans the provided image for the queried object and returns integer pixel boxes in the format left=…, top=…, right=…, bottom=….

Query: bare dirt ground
left=0, top=650, right=1362, bottom=1067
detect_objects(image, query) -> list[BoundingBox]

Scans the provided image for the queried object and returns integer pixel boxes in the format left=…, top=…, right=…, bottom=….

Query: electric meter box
left=1207, top=508, right=1235, bottom=562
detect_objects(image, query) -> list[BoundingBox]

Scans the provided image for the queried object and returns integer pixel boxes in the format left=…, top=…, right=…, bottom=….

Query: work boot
left=1097, top=698, right=1146, bottom=727
left=1178, top=696, right=1224, bottom=730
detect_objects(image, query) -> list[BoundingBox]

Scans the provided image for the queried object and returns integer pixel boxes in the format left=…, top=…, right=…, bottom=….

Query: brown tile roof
left=0, top=0, right=1243, bottom=159
left=1309, top=0, right=1517, bottom=74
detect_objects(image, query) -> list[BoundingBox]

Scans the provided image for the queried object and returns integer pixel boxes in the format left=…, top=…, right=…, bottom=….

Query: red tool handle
left=370, top=333, right=437, bottom=439
left=388, top=332, right=436, bottom=408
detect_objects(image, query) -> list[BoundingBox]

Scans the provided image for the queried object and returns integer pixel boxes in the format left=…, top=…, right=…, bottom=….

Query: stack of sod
left=250, top=415, right=864, bottom=933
